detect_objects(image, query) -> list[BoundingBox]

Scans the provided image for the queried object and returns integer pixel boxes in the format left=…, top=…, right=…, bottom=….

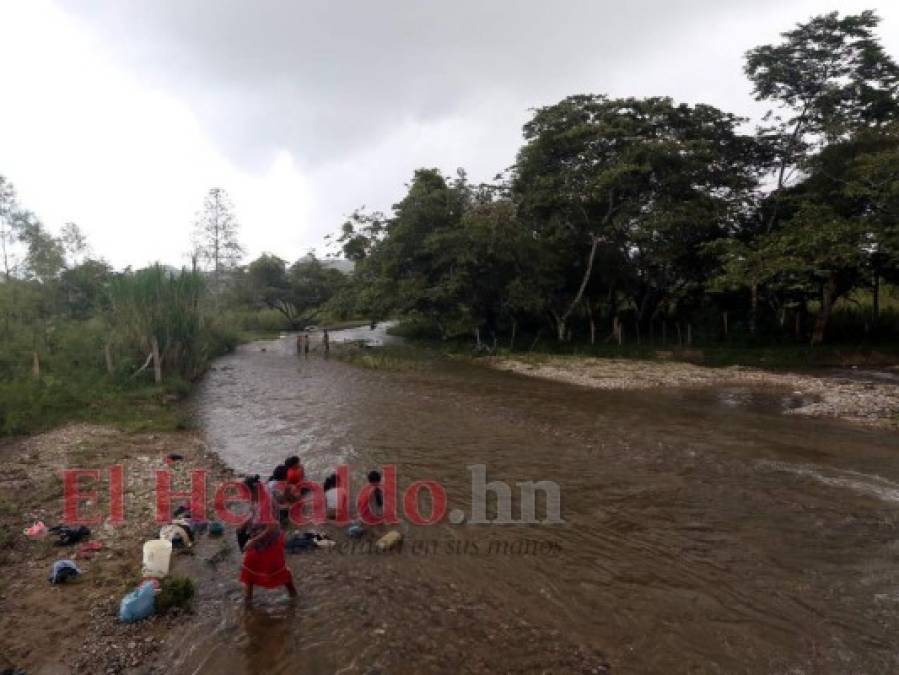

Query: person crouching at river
left=267, top=464, right=292, bottom=526
left=238, top=475, right=297, bottom=605
left=358, top=469, right=384, bottom=524
left=323, top=472, right=347, bottom=519
left=285, top=455, right=304, bottom=489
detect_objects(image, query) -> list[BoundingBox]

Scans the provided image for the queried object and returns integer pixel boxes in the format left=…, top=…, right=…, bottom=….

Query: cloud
left=1, top=0, right=896, bottom=267
left=55, top=0, right=804, bottom=168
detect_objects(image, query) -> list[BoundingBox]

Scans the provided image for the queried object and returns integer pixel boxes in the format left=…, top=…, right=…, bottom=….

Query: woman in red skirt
left=238, top=475, right=297, bottom=605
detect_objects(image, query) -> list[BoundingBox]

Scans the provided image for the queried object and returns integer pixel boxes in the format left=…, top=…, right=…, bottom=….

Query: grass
left=0, top=373, right=199, bottom=437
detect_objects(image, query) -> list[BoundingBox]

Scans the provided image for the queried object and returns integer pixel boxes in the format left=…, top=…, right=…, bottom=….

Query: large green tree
left=746, top=10, right=899, bottom=193
left=245, top=253, right=345, bottom=329
left=513, top=95, right=758, bottom=340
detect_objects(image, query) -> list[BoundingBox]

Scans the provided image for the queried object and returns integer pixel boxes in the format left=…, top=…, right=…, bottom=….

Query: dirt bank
left=486, top=355, right=899, bottom=429
left=0, top=424, right=234, bottom=674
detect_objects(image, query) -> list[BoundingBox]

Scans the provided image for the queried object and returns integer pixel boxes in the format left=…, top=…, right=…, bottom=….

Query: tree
left=192, top=188, right=244, bottom=290
left=59, top=259, right=112, bottom=319
left=758, top=205, right=869, bottom=344
left=513, top=95, right=758, bottom=341
left=287, top=256, right=346, bottom=324
left=335, top=208, right=387, bottom=263
left=771, top=124, right=899, bottom=342
left=0, top=175, right=21, bottom=280
left=350, top=168, right=472, bottom=335
left=456, top=195, right=543, bottom=346
left=840, top=125, right=899, bottom=287
left=705, top=11, right=899, bottom=342
left=746, top=10, right=899, bottom=194
left=16, top=212, right=65, bottom=283
left=60, top=222, right=91, bottom=267
left=244, top=253, right=345, bottom=329
left=246, top=254, right=298, bottom=327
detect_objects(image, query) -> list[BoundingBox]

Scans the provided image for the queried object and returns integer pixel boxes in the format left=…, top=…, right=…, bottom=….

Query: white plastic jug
left=141, top=539, right=172, bottom=578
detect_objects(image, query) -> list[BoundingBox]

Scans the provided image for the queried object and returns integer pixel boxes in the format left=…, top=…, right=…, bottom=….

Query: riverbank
left=0, top=424, right=234, bottom=673
left=0, top=420, right=611, bottom=674
left=486, top=354, right=899, bottom=429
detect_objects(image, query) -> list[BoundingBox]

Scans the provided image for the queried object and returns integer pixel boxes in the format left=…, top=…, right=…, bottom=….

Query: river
left=178, top=325, right=899, bottom=674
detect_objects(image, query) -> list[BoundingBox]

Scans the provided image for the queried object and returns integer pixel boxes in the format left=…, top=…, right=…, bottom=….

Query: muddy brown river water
left=183, top=327, right=899, bottom=674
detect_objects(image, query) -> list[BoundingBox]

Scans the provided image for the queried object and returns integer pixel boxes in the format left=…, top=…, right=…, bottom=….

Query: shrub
left=155, top=575, right=195, bottom=613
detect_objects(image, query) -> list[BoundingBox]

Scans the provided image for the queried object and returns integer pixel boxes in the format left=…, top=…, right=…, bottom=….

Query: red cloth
left=240, top=533, right=292, bottom=588
left=358, top=487, right=383, bottom=524
left=286, top=466, right=304, bottom=485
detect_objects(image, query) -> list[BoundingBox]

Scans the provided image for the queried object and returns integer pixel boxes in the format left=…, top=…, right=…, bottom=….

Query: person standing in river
left=238, top=475, right=297, bottom=605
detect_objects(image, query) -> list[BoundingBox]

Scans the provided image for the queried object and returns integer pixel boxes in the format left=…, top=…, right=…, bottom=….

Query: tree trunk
left=723, top=311, right=728, bottom=339
left=151, top=335, right=162, bottom=384
left=557, top=234, right=601, bottom=341
left=687, top=323, right=692, bottom=347
left=749, top=282, right=759, bottom=337
left=509, top=320, right=517, bottom=351
left=676, top=323, right=682, bottom=348
left=609, top=316, right=619, bottom=344
left=32, top=351, right=40, bottom=379
left=811, top=277, right=838, bottom=346
left=662, top=321, right=667, bottom=346
left=587, top=302, right=596, bottom=345
left=104, top=340, right=115, bottom=375
left=873, top=273, right=880, bottom=326
left=555, top=317, right=566, bottom=342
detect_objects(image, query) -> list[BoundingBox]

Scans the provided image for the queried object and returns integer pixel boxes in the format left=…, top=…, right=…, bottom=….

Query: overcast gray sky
left=1, top=1, right=897, bottom=269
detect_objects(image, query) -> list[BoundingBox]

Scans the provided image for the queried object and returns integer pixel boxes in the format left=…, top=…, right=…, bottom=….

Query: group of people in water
left=237, top=455, right=383, bottom=604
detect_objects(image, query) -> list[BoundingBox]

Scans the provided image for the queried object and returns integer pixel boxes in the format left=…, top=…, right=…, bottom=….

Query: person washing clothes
left=238, top=475, right=297, bottom=605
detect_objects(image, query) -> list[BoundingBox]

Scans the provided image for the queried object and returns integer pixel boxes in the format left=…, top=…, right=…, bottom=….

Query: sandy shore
left=486, top=355, right=899, bottom=429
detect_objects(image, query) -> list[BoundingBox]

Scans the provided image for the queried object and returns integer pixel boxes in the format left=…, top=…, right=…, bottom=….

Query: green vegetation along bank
left=327, top=10, right=899, bottom=356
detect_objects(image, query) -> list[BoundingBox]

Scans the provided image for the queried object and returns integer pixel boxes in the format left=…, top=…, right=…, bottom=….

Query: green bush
left=156, top=575, right=195, bottom=613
